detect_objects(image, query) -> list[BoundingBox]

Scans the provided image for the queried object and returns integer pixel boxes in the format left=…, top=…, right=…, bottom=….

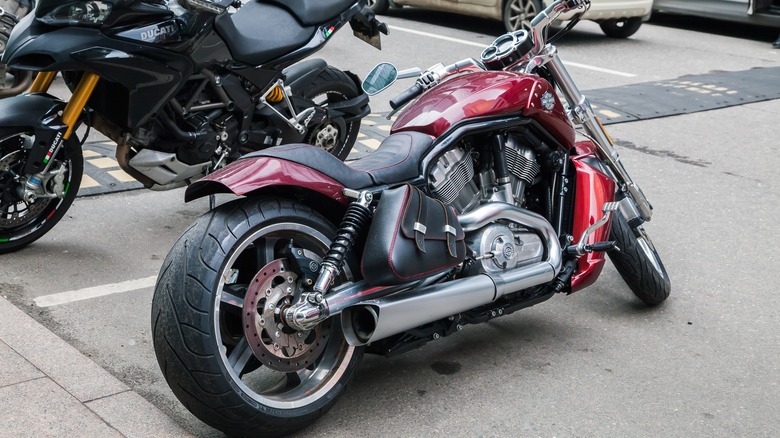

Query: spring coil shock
left=312, top=191, right=373, bottom=294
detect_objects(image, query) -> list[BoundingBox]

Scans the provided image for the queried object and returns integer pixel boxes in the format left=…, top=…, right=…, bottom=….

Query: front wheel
left=0, top=129, right=83, bottom=254
left=608, top=212, right=671, bottom=305
left=599, top=17, right=643, bottom=38
left=300, top=67, right=363, bottom=161
left=152, top=197, right=363, bottom=437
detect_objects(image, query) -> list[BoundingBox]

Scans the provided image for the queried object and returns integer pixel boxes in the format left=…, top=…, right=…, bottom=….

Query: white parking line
left=562, top=61, right=636, bottom=78
left=34, top=276, right=157, bottom=308
left=388, top=25, right=636, bottom=78
left=389, top=25, right=487, bottom=48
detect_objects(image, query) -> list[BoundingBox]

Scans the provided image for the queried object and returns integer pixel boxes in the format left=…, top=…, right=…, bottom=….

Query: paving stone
left=0, top=298, right=128, bottom=402
left=0, top=378, right=123, bottom=437
left=86, top=391, right=194, bottom=438
left=0, top=339, right=43, bottom=388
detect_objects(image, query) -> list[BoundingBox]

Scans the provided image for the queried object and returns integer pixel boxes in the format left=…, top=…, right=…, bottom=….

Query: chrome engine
left=465, top=224, right=545, bottom=275
left=428, top=133, right=545, bottom=275
left=429, top=146, right=479, bottom=211
left=429, top=134, right=540, bottom=214
left=503, top=135, right=541, bottom=203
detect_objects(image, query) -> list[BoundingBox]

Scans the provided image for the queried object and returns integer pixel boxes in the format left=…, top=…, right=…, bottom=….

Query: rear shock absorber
left=312, top=189, right=373, bottom=296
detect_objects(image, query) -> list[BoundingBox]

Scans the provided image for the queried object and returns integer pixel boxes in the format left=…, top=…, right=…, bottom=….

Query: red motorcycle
left=152, top=0, right=670, bottom=435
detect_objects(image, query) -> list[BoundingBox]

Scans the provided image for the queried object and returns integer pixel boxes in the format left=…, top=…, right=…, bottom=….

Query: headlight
left=39, top=2, right=113, bottom=26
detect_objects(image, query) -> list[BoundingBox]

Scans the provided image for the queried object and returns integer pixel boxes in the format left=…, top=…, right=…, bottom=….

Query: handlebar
left=529, top=0, right=589, bottom=53
left=388, top=58, right=483, bottom=109
left=389, top=84, right=424, bottom=110
left=384, top=0, right=590, bottom=110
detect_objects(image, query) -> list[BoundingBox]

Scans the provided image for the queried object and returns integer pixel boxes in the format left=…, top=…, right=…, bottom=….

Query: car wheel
left=502, top=0, right=543, bottom=33
left=599, top=17, right=643, bottom=38
left=367, top=0, right=390, bottom=14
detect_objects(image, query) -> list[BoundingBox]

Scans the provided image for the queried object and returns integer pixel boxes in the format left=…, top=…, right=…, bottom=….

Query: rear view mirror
left=362, top=63, right=398, bottom=95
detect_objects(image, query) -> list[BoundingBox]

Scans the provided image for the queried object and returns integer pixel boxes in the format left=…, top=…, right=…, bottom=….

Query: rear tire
left=300, top=67, right=363, bottom=161
left=0, top=129, right=83, bottom=254
left=599, top=17, right=643, bottom=38
left=608, top=212, right=671, bottom=305
left=152, top=197, right=363, bottom=437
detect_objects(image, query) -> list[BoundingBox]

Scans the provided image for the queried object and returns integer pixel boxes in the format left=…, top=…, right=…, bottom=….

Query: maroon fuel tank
left=391, top=71, right=575, bottom=147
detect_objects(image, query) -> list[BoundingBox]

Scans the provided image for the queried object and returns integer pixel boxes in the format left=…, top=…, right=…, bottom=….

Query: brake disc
left=0, top=150, right=47, bottom=228
left=242, top=259, right=330, bottom=372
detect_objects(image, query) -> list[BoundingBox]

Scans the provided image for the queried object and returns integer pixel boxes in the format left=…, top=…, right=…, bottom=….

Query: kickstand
left=209, top=194, right=216, bottom=210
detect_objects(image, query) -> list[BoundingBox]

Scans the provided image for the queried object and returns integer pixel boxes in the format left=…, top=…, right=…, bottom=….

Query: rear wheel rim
left=304, top=90, right=351, bottom=155
left=213, top=222, right=356, bottom=410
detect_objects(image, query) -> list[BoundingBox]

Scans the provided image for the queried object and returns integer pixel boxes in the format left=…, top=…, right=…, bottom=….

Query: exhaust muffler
left=341, top=202, right=562, bottom=346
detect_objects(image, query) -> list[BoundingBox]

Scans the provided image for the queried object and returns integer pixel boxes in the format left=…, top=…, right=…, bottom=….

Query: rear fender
left=569, top=140, right=616, bottom=293
left=286, top=61, right=370, bottom=122
left=284, top=58, right=328, bottom=93
left=185, top=156, right=350, bottom=207
left=0, top=93, right=72, bottom=174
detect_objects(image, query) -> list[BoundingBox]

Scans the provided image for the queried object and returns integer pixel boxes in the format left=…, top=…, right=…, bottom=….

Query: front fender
left=185, top=156, right=350, bottom=206
left=0, top=93, right=66, bottom=127
left=0, top=93, right=71, bottom=174
left=570, top=141, right=616, bottom=293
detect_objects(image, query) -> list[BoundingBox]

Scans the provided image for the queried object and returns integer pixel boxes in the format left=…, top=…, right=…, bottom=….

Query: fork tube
left=37, top=72, right=100, bottom=175
left=28, top=71, right=57, bottom=93
left=545, top=54, right=653, bottom=222
left=62, top=72, right=99, bottom=140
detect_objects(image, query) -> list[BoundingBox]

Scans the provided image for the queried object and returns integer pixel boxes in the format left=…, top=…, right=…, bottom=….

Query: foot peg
left=567, top=202, right=620, bottom=256
left=578, top=240, right=620, bottom=254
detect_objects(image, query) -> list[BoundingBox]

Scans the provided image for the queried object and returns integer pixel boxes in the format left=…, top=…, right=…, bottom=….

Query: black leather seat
left=214, top=1, right=315, bottom=66
left=261, top=0, right=358, bottom=25
left=240, top=132, right=434, bottom=189
left=350, top=132, right=433, bottom=185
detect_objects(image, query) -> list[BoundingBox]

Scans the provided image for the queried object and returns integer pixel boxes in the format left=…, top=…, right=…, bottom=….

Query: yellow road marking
left=87, top=157, right=119, bottom=169
left=599, top=110, right=622, bottom=118
left=107, top=169, right=135, bottom=183
left=686, top=87, right=712, bottom=94
left=79, top=175, right=99, bottom=189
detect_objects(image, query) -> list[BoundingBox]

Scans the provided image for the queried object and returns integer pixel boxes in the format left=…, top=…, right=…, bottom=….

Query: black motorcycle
left=0, top=0, right=385, bottom=253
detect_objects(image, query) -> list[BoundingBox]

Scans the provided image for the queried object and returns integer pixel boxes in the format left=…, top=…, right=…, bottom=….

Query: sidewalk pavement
left=0, top=296, right=193, bottom=437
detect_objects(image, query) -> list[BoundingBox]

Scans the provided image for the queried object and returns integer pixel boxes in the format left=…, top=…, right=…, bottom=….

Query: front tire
left=0, top=129, right=83, bottom=254
left=152, top=197, right=363, bottom=437
left=300, top=67, right=363, bottom=161
left=608, top=212, right=671, bottom=305
left=599, top=17, right=643, bottom=38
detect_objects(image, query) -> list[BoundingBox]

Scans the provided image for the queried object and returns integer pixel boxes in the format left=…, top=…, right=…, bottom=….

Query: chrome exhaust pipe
left=342, top=274, right=497, bottom=346
left=342, top=202, right=563, bottom=346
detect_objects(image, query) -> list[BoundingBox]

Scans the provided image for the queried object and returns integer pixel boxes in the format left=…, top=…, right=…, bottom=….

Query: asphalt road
left=2, top=10, right=780, bottom=438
